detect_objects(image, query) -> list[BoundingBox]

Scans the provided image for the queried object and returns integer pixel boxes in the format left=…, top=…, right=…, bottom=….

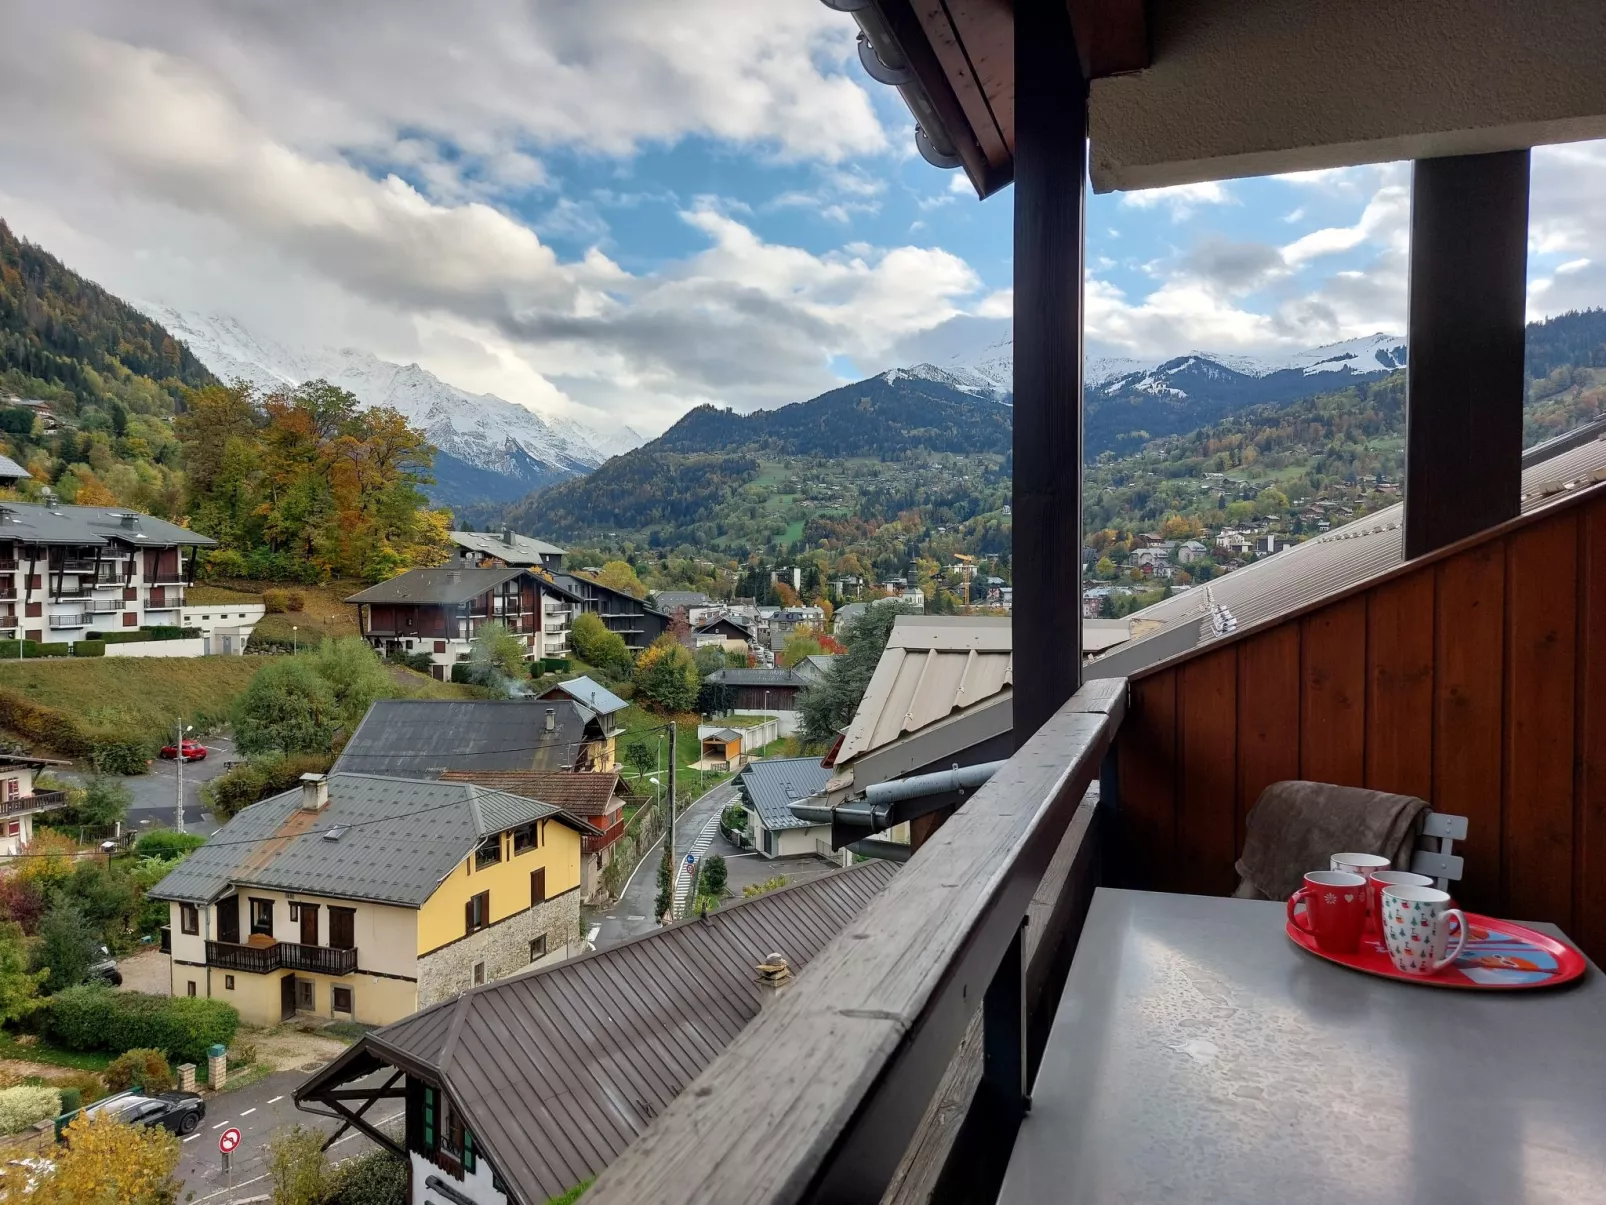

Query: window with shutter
left=530, top=867, right=546, bottom=905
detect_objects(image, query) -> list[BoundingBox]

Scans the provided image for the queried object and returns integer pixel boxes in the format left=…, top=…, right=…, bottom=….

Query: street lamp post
left=292, top=625, right=298, bottom=654
left=174, top=720, right=193, bottom=834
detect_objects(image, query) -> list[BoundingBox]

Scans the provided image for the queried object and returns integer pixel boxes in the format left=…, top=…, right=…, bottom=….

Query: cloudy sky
left=1, top=2, right=1603, bottom=435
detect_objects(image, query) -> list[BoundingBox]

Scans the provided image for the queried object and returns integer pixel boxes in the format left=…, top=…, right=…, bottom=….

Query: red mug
left=1288, top=870, right=1368, bottom=954
left=1366, top=870, right=1434, bottom=936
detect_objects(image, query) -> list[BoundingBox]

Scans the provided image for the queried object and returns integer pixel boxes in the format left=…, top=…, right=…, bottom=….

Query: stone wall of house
left=417, top=889, right=579, bottom=1007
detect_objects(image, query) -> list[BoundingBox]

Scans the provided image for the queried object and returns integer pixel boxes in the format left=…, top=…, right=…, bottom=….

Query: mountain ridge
left=140, top=305, right=643, bottom=508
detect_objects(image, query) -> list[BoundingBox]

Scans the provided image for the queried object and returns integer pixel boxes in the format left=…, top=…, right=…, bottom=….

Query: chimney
left=544, top=708, right=556, bottom=732
left=756, top=952, right=792, bottom=1000
left=299, top=773, right=329, bottom=812
left=502, top=528, right=515, bottom=545
left=446, top=570, right=462, bottom=584
left=120, top=513, right=138, bottom=529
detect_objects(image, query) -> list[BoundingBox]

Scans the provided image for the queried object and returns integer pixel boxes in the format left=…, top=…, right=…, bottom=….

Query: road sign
left=219, top=1128, right=241, bottom=1154
left=685, top=853, right=696, bottom=866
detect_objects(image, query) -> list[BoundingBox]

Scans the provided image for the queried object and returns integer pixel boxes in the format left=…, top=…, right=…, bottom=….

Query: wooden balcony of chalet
left=578, top=2, right=1606, bottom=1204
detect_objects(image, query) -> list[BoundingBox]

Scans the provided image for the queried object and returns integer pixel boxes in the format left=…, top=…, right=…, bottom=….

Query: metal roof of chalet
left=448, top=529, right=565, bottom=562
left=651, top=590, right=711, bottom=610
left=321, top=860, right=898, bottom=1204
left=539, top=674, right=628, bottom=716
left=740, top=756, right=832, bottom=832
left=0, top=455, right=28, bottom=480
left=0, top=501, right=215, bottom=547
left=332, top=699, right=592, bottom=777
left=1089, top=427, right=1606, bottom=680
left=344, top=567, right=527, bottom=606
left=834, top=615, right=1012, bottom=767
left=437, top=770, right=624, bottom=818
left=147, top=773, right=578, bottom=907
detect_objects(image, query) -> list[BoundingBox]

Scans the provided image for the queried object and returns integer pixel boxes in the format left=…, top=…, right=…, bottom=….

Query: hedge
left=134, top=830, right=207, bottom=858
left=46, top=986, right=239, bottom=1065
left=71, top=641, right=106, bottom=657
left=33, top=642, right=70, bottom=657
left=0, top=1086, right=61, bottom=1136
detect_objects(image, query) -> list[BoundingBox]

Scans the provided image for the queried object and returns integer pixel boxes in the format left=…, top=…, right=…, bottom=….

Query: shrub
left=701, top=854, right=728, bottom=897
left=105, top=1049, right=172, bottom=1094
left=0, top=1085, right=61, bottom=1135
left=89, top=738, right=149, bottom=776
left=133, top=831, right=207, bottom=859
left=57, top=1086, right=81, bottom=1116
left=70, top=641, right=105, bottom=658
left=45, top=987, right=238, bottom=1065
left=231, top=659, right=340, bottom=756
left=53, top=1070, right=107, bottom=1107
left=328, top=1148, right=408, bottom=1205
left=199, top=548, right=249, bottom=580
left=265, top=1125, right=333, bottom=1205
left=385, top=650, right=433, bottom=674
left=33, top=642, right=71, bottom=658
left=263, top=589, right=289, bottom=614
left=285, top=591, right=306, bottom=612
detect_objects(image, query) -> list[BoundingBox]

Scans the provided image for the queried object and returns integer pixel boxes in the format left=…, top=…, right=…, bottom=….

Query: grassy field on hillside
left=0, top=655, right=266, bottom=749
left=189, top=579, right=364, bottom=646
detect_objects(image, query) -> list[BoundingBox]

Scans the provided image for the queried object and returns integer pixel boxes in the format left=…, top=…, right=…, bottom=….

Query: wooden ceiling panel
left=1066, top=0, right=1151, bottom=78
left=919, top=0, right=1016, bottom=160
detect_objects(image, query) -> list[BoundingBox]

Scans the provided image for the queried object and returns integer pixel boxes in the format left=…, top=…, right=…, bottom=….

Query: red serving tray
left=1286, top=912, right=1587, bottom=990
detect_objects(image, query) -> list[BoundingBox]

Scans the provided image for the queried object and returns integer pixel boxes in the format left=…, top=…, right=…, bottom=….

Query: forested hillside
left=0, top=219, right=449, bottom=582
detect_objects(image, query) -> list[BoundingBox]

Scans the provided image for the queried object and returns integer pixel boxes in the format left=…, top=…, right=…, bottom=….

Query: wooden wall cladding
left=1112, top=488, right=1606, bottom=962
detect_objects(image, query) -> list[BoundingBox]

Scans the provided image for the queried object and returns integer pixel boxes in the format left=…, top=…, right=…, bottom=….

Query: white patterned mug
left=1380, top=883, right=1467, bottom=976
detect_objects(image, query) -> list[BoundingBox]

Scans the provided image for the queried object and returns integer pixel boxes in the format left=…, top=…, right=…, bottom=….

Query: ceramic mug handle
left=1431, top=908, right=1469, bottom=972
left=1287, top=888, right=1313, bottom=933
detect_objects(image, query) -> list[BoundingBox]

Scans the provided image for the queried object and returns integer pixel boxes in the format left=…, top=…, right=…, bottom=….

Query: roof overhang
left=837, top=0, right=1606, bottom=197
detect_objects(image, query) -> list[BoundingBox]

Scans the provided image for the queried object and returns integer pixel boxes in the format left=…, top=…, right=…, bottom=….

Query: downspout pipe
left=789, top=759, right=1008, bottom=833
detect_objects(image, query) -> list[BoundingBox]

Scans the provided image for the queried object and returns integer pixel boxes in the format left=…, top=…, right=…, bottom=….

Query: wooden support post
left=1013, top=0, right=1087, bottom=746
left=1404, top=151, right=1530, bottom=559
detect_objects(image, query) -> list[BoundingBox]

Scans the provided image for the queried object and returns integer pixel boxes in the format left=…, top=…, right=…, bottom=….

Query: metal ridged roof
left=448, top=529, right=565, bottom=562
left=1091, top=430, right=1606, bottom=678
left=333, top=699, right=592, bottom=777
left=740, top=756, right=833, bottom=831
left=539, top=675, right=628, bottom=716
left=344, top=567, right=525, bottom=605
left=0, top=500, right=214, bottom=546
left=835, top=616, right=1012, bottom=766
left=353, top=860, right=899, bottom=1204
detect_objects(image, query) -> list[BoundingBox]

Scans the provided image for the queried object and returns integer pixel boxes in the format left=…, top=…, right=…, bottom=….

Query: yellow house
left=150, top=773, right=593, bottom=1028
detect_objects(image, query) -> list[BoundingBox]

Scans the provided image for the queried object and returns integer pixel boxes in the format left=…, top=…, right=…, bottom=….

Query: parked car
left=86, top=1092, right=206, bottom=1136
left=87, top=945, right=122, bottom=988
left=159, top=739, right=207, bottom=762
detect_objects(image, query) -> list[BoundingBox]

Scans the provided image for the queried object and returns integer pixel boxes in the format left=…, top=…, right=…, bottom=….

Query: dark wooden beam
left=1065, top=0, right=1149, bottom=78
left=1013, top=0, right=1087, bottom=748
left=1404, top=150, right=1530, bottom=560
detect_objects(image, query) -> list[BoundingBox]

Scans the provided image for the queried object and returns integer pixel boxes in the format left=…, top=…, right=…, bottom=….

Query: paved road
left=177, top=1065, right=397, bottom=1203
left=592, top=779, right=739, bottom=949
left=59, top=736, right=235, bottom=838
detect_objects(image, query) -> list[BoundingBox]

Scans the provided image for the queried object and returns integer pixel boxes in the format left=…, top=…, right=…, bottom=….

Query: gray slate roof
left=0, top=501, right=215, bottom=547
left=0, top=455, right=27, bottom=481
left=332, top=699, right=593, bottom=777
left=741, top=755, right=833, bottom=831
left=449, top=530, right=564, bottom=563
left=344, top=567, right=524, bottom=606
left=704, top=728, right=743, bottom=743
left=703, top=667, right=809, bottom=688
left=300, top=860, right=898, bottom=1205
left=148, top=773, right=575, bottom=906
left=540, top=675, right=627, bottom=717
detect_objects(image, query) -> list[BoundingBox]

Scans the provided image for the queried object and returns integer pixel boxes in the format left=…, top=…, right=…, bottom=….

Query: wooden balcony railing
left=206, top=940, right=358, bottom=976
left=585, top=678, right=1127, bottom=1205
left=583, top=818, right=626, bottom=855
left=0, top=791, right=67, bottom=817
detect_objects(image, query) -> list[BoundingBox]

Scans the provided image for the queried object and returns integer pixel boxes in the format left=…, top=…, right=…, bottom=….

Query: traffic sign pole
left=220, top=1125, right=241, bottom=1180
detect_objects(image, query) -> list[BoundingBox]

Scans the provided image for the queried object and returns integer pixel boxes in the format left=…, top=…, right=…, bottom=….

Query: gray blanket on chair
left=1235, top=780, right=1430, bottom=901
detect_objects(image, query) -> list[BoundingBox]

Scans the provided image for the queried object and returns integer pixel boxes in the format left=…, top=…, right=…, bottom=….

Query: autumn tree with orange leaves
left=179, top=380, right=450, bottom=582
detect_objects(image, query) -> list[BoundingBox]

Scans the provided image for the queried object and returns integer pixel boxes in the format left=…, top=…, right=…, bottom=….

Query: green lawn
left=0, top=1030, right=114, bottom=1071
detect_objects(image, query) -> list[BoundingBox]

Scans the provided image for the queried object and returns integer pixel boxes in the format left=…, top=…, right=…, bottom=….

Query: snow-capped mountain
left=898, top=329, right=1406, bottom=402
left=887, top=327, right=1409, bottom=458
left=141, top=305, right=644, bottom=505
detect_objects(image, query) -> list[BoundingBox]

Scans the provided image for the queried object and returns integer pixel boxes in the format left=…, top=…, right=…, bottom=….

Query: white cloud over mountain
left=0, top=0, right=1603, bottom=438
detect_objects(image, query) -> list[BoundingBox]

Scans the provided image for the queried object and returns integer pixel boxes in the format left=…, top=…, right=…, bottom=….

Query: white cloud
left=1120, top=180, right=1235, bottom=220
left=0, top=12, right=1000, bottom=431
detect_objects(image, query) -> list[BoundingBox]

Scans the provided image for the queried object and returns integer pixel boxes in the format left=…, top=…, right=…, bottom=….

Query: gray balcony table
left=999, top=889, right=1606, bottom=1205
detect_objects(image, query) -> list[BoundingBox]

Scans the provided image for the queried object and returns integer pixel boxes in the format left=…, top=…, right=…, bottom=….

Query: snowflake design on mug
left=1323, top=892, right=1338, bottom=905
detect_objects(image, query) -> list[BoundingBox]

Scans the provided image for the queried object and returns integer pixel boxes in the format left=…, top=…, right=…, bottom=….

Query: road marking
left=183, top=1134, right=198, bottom=1142
left=267, top=1096, right=283, bottom=1105
left=239, top=1107, right=256, bottom=1116
left=212, top=1121, right=228, bottom=1129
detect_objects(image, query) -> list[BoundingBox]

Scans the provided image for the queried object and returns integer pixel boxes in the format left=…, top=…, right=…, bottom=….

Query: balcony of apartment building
left=0, top=582, right=14, bottom=601
left=0, top=791, right=68, bottom=819
left=145, top=586, right=181, bottom=611
left=578, top=6, right=1606, bottom=1205
left=47, top=612, right=87, bottom=630
left=205, top=938, right=358, bottom=977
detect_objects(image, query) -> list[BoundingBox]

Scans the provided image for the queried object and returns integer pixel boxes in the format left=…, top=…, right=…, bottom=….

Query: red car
left=159, top=740, right=207, bottom=762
